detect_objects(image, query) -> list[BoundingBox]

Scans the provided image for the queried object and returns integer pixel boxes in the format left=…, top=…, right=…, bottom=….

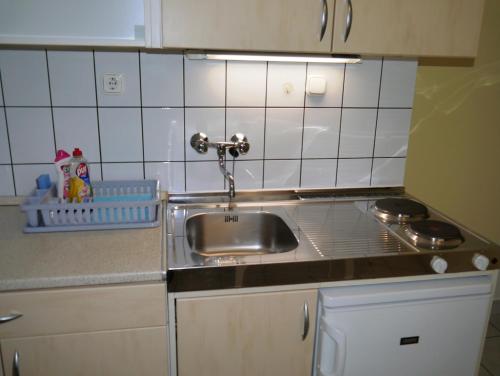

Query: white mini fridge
left=314, top=275, right=493, bottom=376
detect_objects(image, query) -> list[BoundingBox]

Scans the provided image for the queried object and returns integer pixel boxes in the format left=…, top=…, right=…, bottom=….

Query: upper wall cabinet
left=332, top=0, right=485, bottom=58
left=162, top=0, right=335, bottom=53
left=0, top=0, right=162, bottom=48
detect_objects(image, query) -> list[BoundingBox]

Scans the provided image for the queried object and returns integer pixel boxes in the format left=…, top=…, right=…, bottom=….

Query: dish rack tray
left=21, top=180, right=161, bottom=233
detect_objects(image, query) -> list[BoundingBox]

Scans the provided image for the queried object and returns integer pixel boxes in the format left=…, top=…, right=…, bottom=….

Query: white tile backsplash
left=186, top=161, right=224, bottom=192
left=305, top=63, right=344, bottom=107
left=185, top=108, right=225, bottom=161
left=265, top=108, right=303, bottom=159
left=13, top=164, right=57, bottom=195
left=140, top=52, right=183, bottom=107
left=302, top=108, right=341, bottom=159
left=371, top=158, right=406, bottom=186
left=99, top=108, right=142, bottom=162
left=0, top=50, right=50, bottom=106
left=264, top=160, right=300, bottom=189
left=379, top=59, right=418, bottom=108
left=185, top=59, right=225, bottom=107
left=0, top=165, right=15, bottom=195
left=234, top=160, right=263, bottom=190
left=343, top=59, right=382, bottom=108
left=301, top=159, right=336, bottom=188
left=227, top=61, right=267, bottom=107
left=145, top=162, right=185, bottom=193
left=143, top=107, right=184, bottom=161
left=339, top=109, right=377, bottom=158
left=101, top=162, right=144, bottom=180
left=226, top=108, right=265, bottom=160
left=53, top=108, right=100, bottom=162
left=0, top=110, right=10, bottom=164
left=374, top=109, right=412, bottom=157
left=336, top=158, right=372, bottom=188
left=267, top=62, right=306, bottom=107
left=0, top=50, right=417, bottom=195
left=6, top=108, right=55, bottom=164
left=47, top=51, right=96, bottom=106
left=94, top=52, right=141, bottom=107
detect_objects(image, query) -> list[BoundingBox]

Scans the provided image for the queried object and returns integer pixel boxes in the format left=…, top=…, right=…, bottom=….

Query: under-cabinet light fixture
left=185, top=52, right=361, bottom=64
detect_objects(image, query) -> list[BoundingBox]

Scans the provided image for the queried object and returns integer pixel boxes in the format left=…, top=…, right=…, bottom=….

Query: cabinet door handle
left=344, top=0, right=353, bottom=42
left=0, top=313, right=22, bottom=324
left=12, top=351, right=20, bottom=376
left=320, top=0, right=328, bottom=41
left=302, top=301, right=310, bottom=340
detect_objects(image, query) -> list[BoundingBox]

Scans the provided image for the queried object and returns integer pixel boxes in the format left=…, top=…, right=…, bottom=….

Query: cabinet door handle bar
left=13, top=350, right=20, bottom=376
left=302, top=301, right=310, bottom=340
left=320, top=0, right=328, bottom=41
left=344, top=0, right=353, bottom=42
left=0, top=313, right=23, bottom=324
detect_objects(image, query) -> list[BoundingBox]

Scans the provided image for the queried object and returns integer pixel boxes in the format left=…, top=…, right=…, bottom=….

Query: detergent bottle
left=68, top=148, right=93, bottom=203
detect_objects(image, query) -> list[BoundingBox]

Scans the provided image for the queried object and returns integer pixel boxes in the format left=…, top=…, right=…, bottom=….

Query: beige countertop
left=0, top=204, right=165, bottom=292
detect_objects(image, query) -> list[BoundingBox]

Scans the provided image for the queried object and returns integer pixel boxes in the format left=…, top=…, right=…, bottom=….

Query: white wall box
left=0, top=0, right=162, bottom=47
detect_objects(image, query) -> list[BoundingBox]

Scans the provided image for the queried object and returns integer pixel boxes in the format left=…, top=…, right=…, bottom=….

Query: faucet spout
left=217, top=146, right=235, bottom=199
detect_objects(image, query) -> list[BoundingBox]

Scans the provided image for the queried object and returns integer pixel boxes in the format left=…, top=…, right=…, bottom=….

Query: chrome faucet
left=190, top=132, right=250, bottom=199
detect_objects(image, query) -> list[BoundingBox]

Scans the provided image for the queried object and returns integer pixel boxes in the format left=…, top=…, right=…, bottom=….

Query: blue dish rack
left=20, top=180, right=161, bottom=233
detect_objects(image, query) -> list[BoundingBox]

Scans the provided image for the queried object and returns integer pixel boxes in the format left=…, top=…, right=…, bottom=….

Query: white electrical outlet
left=103, top=73, right=124, bottom=94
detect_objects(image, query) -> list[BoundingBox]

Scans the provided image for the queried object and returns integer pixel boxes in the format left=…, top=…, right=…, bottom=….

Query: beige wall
left=405, top=0, right=500, bottom=246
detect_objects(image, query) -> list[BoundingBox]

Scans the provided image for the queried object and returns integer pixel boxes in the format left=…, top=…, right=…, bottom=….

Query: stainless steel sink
left=185, top=212, right=299, bottom=256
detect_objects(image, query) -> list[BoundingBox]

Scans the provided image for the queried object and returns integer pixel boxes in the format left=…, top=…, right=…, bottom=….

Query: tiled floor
left=481, top=313, right=500, bottom=375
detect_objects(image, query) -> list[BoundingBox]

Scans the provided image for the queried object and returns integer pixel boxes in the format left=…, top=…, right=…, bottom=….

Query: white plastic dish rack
left=20, top=180, right=161, bottom=232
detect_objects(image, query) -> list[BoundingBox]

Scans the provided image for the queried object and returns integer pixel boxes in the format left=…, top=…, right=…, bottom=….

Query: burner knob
left=472, top=253, right=490, bottom=271
left=431, top=256, right=448, bottom=274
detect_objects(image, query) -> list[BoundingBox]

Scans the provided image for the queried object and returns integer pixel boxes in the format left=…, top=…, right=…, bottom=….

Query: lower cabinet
left=176, top=289, right=317, bottom=376
left=0, top=327, right=168, bottom=376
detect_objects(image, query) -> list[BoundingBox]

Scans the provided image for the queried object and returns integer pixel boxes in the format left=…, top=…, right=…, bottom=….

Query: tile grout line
left=261, top=62, right=269, bottom=189
left=138, top=51, right=146, bottom=179
left=298, top=62, right=308, bottom=188
left=334, top=63, right=347, bottom=187
left=0, top=105, right=413, bottom=110
left=224, top=60, right=228, bottom=191
left=92, top=51, right=104, bottom=180
left=45, top=50, right=57, bottom=157
left=182, top=57, right=187, bottom=192
left=369, top=58, right=385, bottom=186
left=0, top=67, right=17, bottom=195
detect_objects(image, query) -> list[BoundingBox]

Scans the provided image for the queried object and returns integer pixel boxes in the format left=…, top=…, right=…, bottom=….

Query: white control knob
left=472, top=253, right=490, bottom=271
left=431, top=256, right=448, bottom=274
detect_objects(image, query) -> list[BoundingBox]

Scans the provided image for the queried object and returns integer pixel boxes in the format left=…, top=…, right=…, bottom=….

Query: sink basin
left=185, top=212, right=298, bottom=256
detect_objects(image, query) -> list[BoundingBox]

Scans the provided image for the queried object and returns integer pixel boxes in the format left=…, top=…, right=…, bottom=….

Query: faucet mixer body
left=190, top=132, right=250, bottom=199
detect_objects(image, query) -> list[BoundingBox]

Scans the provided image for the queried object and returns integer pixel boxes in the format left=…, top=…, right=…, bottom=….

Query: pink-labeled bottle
left=54, top=149, right=71, bottom=201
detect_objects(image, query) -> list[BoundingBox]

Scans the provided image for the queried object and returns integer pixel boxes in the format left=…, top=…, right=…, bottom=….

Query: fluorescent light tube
left=186, top=52, right=361, bottom=64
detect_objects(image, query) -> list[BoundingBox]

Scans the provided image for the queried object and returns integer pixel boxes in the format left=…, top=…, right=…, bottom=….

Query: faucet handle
left=190, top=132, right=209, bottom=154
left=230, top=134, right=250, bottom=157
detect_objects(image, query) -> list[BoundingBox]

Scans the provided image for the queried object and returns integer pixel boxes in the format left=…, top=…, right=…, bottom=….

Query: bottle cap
left=54, top=149, right=71, bottom=162
left=72, top=148, right=83, bottom=157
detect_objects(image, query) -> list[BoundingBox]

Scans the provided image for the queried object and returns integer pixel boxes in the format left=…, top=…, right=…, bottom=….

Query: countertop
left=0, top=204, right=165, bottom=292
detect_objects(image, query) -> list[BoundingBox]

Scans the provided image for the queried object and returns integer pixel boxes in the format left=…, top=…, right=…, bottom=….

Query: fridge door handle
left=318, top=317, right=347, bottom=376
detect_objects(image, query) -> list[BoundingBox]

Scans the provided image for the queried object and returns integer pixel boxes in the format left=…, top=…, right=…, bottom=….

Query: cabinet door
left=0, top=0, right=147, bottom=46
left=162, top=0, right=334, bottom=53
left=332, top=0, right=485, bottom=58
left=176, top=289, right=317, bottom=376
left=0, top=327, right=168, bottom=376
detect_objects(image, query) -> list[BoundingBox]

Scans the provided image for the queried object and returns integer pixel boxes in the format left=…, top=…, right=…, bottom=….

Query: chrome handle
left=344, top=0, right=353, bottom=43
left=302, top=301, right=310, bottom=340
left=0, top=313, right=22, bottom=324
left=190, top=132, right=209, bottom=154
left=13, top=351, right=20, bottom=376
left=320, top=0, right=328, bottom=41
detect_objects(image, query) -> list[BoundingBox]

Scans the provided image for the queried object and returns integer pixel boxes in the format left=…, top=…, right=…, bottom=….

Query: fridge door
left=315, top=277, right=492, bottom=376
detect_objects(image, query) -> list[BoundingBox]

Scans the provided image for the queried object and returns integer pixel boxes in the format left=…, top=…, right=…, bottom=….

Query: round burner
left=404, top=220, right=464, bottom=250
left=372, top=198, right=428, bottom=223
